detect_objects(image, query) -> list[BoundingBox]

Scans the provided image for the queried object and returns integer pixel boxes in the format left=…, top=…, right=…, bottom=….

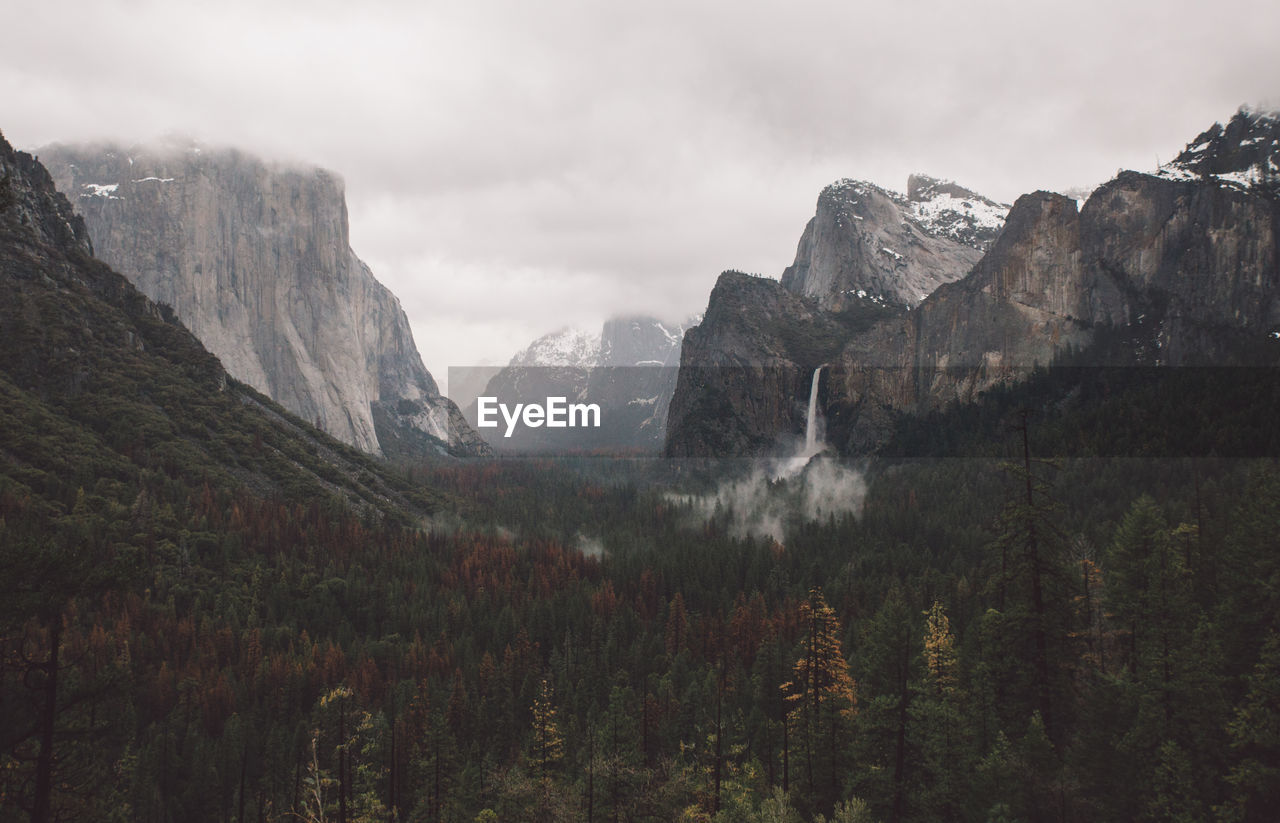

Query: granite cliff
left=666, top=108, right=1280, bottom=457
left=780, top=175, right=1007, bottom=309
left=0, top=129, right=445, bottom=513
left=38, top=140, right=487, bottom=458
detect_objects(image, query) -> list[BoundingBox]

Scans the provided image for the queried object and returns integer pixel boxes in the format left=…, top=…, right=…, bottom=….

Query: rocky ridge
left=1156, top=106, right=1280, bottom=195
left=666, top=109, right=1280, bottom=457
left=466, top=315, right=693, bottom=452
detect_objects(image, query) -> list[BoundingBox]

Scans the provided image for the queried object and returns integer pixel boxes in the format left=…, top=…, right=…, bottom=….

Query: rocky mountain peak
left=1, top=133, right=93, bottom=257
left=1157, top=106, right=1280, bottom=196
left=903, top=173, right=1009, bottom=249
left=817, top=178, right=895, bottom=212
left=781, top=175, right=1006, bottom=310
left=906, top=173, right=963, bottom=201
left=509, top=326, right=601, bottom=368
left=465, top=314, right=694, bottom=452
left=600, top=315, right=688, bottom=367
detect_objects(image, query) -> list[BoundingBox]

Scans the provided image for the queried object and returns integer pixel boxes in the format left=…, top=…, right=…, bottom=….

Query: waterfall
left=770, top=365, right=826, bottom=480
left=804, top=366, right=823, bottom=456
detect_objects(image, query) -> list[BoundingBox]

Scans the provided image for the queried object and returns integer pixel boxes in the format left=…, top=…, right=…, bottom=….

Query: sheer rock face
left=780, top=177, right=1007, bottom=310
left=585, top=315, right=687, bottom=447
left=663, top=272, right=898, bottom=458
left=825, top=174, right=1279, bottom=448
left=38, top=141, right=487, bottom=457
left=666, top=114, right=1280, bottom=457
left=663, top=273, right=818, bottom=459
left=1, top=132, right=441, bottom=513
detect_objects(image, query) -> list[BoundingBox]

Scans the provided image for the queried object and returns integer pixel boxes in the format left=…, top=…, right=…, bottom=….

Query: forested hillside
left=4, top=132, right=1280, bottom=823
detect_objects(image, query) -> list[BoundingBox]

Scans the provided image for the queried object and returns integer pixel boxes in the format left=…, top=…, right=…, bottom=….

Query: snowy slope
left=1155, top=106, right=1280, bottom=194
left=509, top=327, right=601, bottom=368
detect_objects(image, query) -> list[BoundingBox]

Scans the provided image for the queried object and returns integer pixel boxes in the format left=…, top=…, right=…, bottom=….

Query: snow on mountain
left=1156, top=106, right=1280, bottom=195
left=782, top=175, right=1007, bottom=309
left=902, top=174, right=1009, bottom=249
left=509, top=326, right=601, bottom=368
left=467, top=316, right=696, bottom=452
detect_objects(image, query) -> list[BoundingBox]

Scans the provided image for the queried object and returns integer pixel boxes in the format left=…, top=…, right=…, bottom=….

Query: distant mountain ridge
left=463, top=315, right=694, bottom=452
left=509, top=326, right=602, bottom=368
left=37, top=139, right=488, bottom=458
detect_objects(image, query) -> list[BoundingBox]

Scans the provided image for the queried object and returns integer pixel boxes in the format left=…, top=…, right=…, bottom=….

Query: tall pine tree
left=783, top=588, right=856, bottom=814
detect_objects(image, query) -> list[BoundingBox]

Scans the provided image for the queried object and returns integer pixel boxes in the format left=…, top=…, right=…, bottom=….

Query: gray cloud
left=5, top=0, right=1278, bottom=390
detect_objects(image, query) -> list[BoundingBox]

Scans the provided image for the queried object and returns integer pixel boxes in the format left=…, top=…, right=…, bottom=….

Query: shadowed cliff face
left=664, top=272, right=898, bottom=458
left=38, top=141, right=488, bottom=458
left=666, top=112, right=1280, bottom=458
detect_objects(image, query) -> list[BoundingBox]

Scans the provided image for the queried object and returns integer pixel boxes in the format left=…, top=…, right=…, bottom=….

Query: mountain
left=511, top=326, right=602, bottom=368
left=0, top=130, right=444, bottom=519
left=779, top=175, right=1007, bottom=309
left=1156, top=105, right=1280, bottom=194
left=664, top=273, right=898, bottom=457
left=446, top=361, right=504, bottom=415
left=463, top=316, right=692, bottom=452
left=36, top=139, right=488, bottom=459
left=462, top=327, right=598, bottom=452
left=666, top=108, right=1280, bottom=458
left=585, top=315, right=689, bottom=447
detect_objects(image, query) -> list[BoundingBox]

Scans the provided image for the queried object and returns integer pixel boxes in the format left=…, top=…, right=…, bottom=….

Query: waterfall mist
left=678, top=366, right=868, bottom=542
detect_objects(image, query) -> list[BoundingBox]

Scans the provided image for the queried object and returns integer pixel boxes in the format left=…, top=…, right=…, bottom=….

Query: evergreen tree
left=782, top=588, right=856, bottom=813
left=1219, top=631, right=1280, bottom=822
left=986, top=417, right=1072, bottom=744
left=850, top=586, right=915, bottom=823
left=598, top=684, right=643, bottom=823
left=907, top=601, right=969, bottom=822
left=814, top=796, right=878, bottom=823
left=529, top=678, right=564, bottom=782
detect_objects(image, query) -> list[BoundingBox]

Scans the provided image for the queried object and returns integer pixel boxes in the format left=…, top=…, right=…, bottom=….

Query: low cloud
left=576, top=533, right=606, bottom=559
left=680, top=455, right=868, bottom=543
left=4, top=0, right=1278, bottom=381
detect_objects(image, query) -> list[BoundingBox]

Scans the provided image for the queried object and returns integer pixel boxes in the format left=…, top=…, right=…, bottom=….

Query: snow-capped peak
left=818, top=174, right=1008, bottom=251
left=902, top=174, right=1009, bottom=249
left=1155, top=106, right=1280, bottom=195
left=509, top=326, right=602, bottom=368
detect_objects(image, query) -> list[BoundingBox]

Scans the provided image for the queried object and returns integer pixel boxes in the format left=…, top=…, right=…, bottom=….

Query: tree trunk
left=1022, top=412, right=1053, bottom=740
left=32, top=620, right=61, bottom=823
left=237, top=743, right=247, bottom=823
left=782, top=712, right=790, bottom=794
left=338, top=701, right=348, bottom=823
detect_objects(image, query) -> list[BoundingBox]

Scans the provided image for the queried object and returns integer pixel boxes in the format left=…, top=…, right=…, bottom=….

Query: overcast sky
left=5, top=0, right=1279, bottom=394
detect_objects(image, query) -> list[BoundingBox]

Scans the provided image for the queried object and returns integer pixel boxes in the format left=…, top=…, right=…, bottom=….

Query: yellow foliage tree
left=783, top=588, right=856, bottom=808
left=529, top=678, right=564, bottom=781
left=923, top=600, right=958, bottom=696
